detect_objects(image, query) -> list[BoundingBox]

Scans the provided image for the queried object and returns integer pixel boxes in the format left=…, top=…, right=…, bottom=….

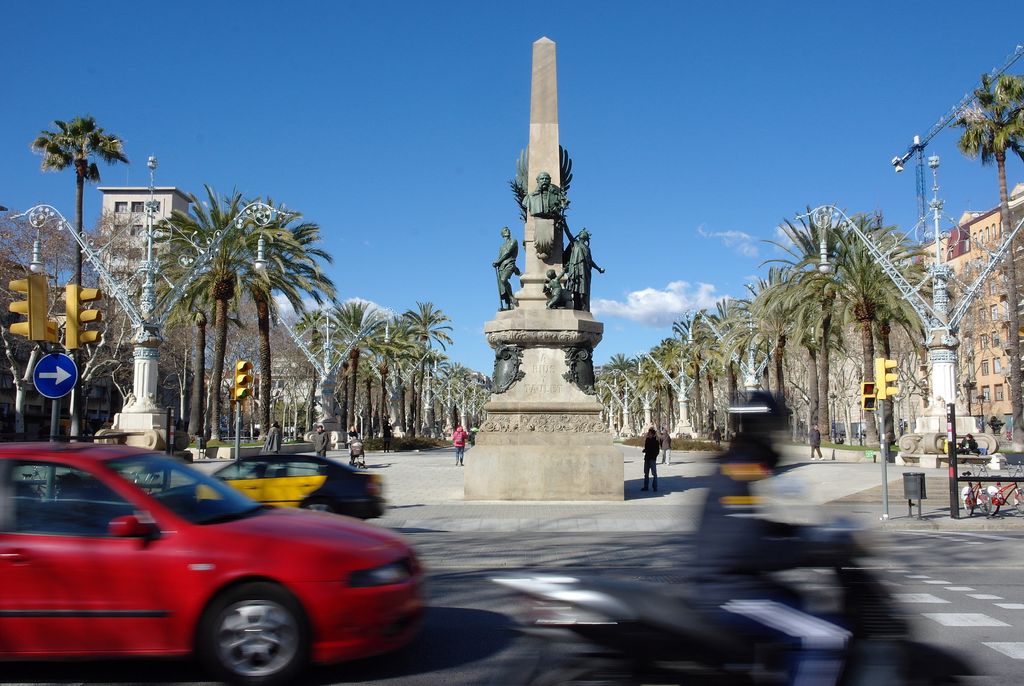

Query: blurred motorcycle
left=493, top=529, right=972, bottom=685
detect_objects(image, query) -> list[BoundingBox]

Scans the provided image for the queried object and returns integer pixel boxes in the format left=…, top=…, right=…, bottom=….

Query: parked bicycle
left=961, top=464, right=1024, bottom=517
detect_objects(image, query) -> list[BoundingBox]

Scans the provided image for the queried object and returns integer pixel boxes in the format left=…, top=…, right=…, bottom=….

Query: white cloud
left=592, top=281, right=722, bottom=327
left=697, top=225, right=759, bottom=258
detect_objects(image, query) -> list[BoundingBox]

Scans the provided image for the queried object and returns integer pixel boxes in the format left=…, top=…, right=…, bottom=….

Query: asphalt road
left=4, top=528, right=1024, bottom=685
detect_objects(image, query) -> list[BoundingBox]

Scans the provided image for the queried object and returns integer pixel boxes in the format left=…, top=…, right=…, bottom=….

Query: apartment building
left=935, top=182, right=1024, bottom=433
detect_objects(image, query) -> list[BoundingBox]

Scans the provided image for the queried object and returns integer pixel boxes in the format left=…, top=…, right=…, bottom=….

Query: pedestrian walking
left=659, top=426, right=672, bottom=464
left=262, top=421, right=282, bottom=454
left=712, top=427, right=722, bottom=449
left=642, top=427, right=659, bottom=492
left=382, top=417, right=393, bottom=453
left=311, top=424, right=329, bottom=457
left=809, top=423, right=823, bottom=460
left=452, top=424, right=468, bottom=466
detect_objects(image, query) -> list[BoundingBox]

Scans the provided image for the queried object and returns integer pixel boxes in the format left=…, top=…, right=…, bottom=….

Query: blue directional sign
left=33, top=353, right=78, bottom=399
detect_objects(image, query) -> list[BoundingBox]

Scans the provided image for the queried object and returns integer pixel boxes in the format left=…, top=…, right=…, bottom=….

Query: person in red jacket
left=452, top=424, right=468, bottom=466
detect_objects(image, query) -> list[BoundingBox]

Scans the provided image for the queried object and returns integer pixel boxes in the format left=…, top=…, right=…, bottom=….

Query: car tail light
left=366, top=474, right=382, bottom=497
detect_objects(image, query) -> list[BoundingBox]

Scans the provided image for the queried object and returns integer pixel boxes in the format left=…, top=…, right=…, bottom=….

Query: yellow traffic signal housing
left=9, top=274, right=57, bottom=342
left=861, top=381, right=877, bottom=411
left=65, top=285, right=103, bottom=349
left=234, top=360, right=254, bottom=400
left=874, top=357, right=900, bottom=400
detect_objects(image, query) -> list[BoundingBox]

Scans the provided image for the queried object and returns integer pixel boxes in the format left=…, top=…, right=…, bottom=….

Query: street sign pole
left=50, top=397, right=60, bottom=441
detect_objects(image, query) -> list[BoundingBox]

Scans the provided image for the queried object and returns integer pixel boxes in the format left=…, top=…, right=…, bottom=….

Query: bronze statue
left=543, top=269, right=572, bottom=309
left=522, top=171, right=569, bottom=219
left=493, top=226, right=520, bottom=311
left=564, top=228, right=604, bottom=311
left=522, top=171, right=569, bottom=258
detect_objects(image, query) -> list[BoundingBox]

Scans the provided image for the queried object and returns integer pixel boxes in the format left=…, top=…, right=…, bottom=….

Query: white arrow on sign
left=38, top=367, right=71, bottom=385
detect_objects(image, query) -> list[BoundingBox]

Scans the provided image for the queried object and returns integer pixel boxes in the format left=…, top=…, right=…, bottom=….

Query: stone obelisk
left=464, top=38, right=622, bottom=501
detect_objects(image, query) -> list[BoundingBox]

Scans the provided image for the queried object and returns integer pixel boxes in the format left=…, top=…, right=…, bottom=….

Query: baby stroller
left=349, top=438, right=365, bottom=468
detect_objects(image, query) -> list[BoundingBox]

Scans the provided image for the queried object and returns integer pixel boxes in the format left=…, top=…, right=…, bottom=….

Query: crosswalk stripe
left=945, top=586, right=976, bottom=591
left=984, top=643, right=1024, bottom=659
left=995, top=603, right=1024, bottom=609
left=968, top=594, right=1004, bottom=600
left=893, top=593, right=949, bottom=604
left=923, top=580, right=953, bottom=584
left=923, top=613, right=1010, bottom=627
left=906, top=575, right=931, bottom=579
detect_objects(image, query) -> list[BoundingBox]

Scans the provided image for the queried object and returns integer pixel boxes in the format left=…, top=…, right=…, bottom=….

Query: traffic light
left=874, top=357, right=900, bottom=400
left=234, top=360, right=254, bottom=400
left=9, top=274, right=57, bottom=342
left=861, top=381, right=877, bottom=411
left=65, top=284, right=103, bottom=349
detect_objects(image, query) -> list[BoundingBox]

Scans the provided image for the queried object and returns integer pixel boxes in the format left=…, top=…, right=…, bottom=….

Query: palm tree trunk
left=774, top=335, right=786, bottom=392
left=997, top=152, right=1024, bottom=450
left=346, top=353, right=359, bottom=432
left=69, top=166, right=87, bottom=438
left=256, top=298, right=272, bottom=431
left=807, top=346, right=819, bottom=437
left=860, top=320, right=880, bottom=447
left=727, top=364, right=739, bottom=435
left=188, top=312, right=207, bottom=440
left=209, top=297, right=229, bottom=441
left=692, top=362, right=704, bottom=435
left=817, top=312, right=832, bottom=439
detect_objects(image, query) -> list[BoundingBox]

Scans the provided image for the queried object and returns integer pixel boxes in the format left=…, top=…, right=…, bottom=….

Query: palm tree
left=402, top=302, right=453, bottom=436
left=833, top=215, right=924, bottom=446
left=333, top=301, right=387, bottom=434
left=31, top=116, right=129, bottom=287
left=766, top=209, right=841, bottom=435
left=956, top=74, right=1024, bottom=449
left=241, top=204, right=335, bottom=430
left=750, top=266, right=795, bottom=393
left=31, top=115, right=128, bottom=435
left=158, top=186, right=246, bottom=441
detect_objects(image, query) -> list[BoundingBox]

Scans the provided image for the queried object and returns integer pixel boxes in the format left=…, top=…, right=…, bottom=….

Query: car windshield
left=106, top=454, right=265, bottom=525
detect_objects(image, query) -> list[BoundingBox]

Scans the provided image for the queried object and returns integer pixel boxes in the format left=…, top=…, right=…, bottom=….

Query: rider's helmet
left=728, top=390, right=790, bottom=441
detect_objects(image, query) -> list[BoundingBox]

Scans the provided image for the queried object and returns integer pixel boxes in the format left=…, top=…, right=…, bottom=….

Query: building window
left=983, top=386, right=991, bottom=401
left=982, top=359, right=990, bottom=376
left=993, top=332, right=1002, bottom=348
left=130, top=201, right=144, bottom=213
left=114, top=201, right=128, bottom=213
left=991, top=304, right=1000, bottom=320
left=996, top=384, right=1005, bottom=401
left=994, top=358, right=1003, bottom=374
left=130, top=224, right=143, bottom=237
left=989, top=281, right=998, bottom=295
left=981, top=334, right=989, bottom=349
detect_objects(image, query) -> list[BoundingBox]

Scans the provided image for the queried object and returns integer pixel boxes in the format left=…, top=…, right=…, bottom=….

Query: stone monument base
left=465, top=432, right=622, bottom=500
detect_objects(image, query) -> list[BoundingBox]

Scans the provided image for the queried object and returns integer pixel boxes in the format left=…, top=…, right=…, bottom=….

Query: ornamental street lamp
left=15, top=158, right=282, bottom=449
left=280, top=306, right=395, bottom=439
left=812, top=157, right=1024, bottom=442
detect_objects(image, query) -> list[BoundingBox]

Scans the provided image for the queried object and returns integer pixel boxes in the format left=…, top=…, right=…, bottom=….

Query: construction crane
left=891, top=44, right=1024, bottom=235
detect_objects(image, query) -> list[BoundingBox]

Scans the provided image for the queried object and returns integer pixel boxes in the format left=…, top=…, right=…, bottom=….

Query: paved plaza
left=196, top=443, right=1024, bottom=532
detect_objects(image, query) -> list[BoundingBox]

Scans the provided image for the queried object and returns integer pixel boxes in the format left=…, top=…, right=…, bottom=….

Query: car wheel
left=198, top=582, right=308, bottom=686
left=301, top=498, right=336, bottom=513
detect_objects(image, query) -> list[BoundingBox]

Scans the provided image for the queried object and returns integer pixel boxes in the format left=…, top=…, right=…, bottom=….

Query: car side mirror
left=108, top=514, right=159, bottom=539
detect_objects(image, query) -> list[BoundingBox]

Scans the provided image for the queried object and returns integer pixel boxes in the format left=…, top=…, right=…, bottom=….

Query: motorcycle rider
left=691, top=391, right=851, bottom=686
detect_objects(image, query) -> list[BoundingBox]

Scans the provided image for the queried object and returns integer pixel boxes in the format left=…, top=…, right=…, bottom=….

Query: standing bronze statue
left=493, top=226, right=520, bottom=311
left=563, top=227, right=604, bottom=311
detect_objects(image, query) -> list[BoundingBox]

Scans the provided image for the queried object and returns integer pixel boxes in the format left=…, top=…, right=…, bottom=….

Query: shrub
left=362, top=436, right=449, bottom=452
left=621, top=436, right=719, bottom=452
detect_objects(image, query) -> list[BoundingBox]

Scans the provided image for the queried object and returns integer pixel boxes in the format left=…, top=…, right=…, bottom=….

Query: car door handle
left=0, top=549, right=31, bottom=564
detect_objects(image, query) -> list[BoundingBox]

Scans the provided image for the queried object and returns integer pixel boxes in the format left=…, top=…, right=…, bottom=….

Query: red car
left=0, top=444, right=423, bottom=685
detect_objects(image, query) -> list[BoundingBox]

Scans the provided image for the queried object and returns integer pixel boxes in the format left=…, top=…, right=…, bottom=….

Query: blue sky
left=3, top=1, right=1023, bottom=374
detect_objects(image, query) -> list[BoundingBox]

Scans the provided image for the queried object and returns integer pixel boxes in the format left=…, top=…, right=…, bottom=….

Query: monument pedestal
left=465, top=308, right=622, bottom=500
